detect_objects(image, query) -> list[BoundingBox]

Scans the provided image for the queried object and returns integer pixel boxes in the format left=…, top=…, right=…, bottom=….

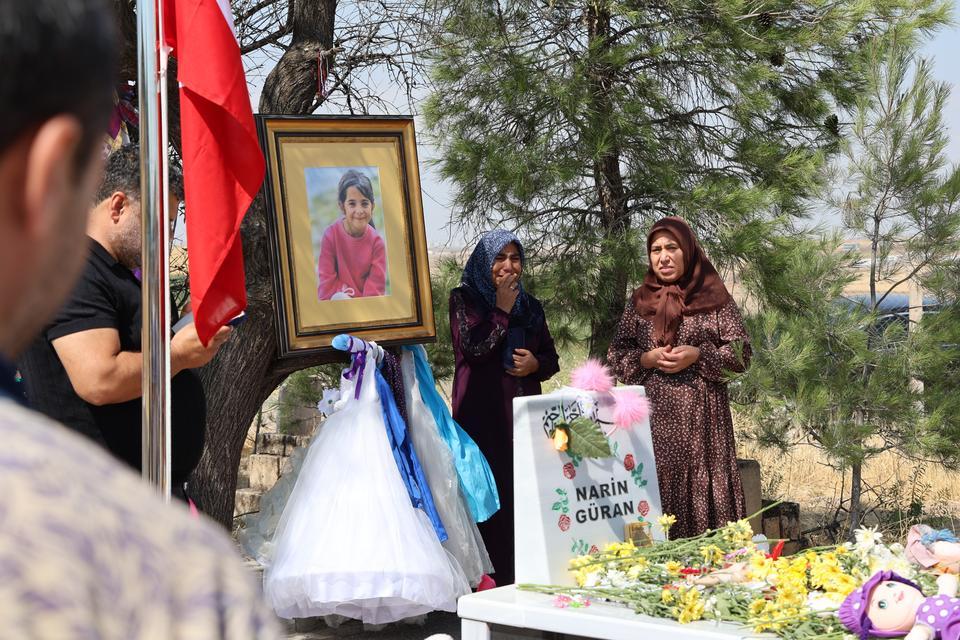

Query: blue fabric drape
left=407, top=344, right=500, bottom=523
left=374, top=366, right=447, bottom=542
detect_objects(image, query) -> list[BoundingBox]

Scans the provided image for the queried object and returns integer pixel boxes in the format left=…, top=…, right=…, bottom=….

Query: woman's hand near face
left=507, top=348, right=539, bottom=377
left=495, top=273, right=520, bottom=313
left=656, top=345, right=701, bottom=374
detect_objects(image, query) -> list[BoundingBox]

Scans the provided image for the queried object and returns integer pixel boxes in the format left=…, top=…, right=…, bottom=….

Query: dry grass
left=736, top=434, right=960, bottom=542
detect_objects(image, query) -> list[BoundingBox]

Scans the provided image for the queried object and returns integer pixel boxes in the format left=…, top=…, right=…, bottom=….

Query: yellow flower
left=721, top=519, right=755, bottom=547
left=553, top=428, right=569, bottom=451
left=671, top=587, right=705, bottom=624
left=809, top=553, right=857, bottom=598
left=748, top=552, right=773, bottom=581
left=602, top=540, right=638, bottom=558
left=661, top=588, right=674, bottom=604
left=625, top=556, right=650, bottom=580
left=572, top=568, right=588, bottom=587
left=573, top=569, right=601, bottom=587
left=665, top=561, right=683, bottom=575
left=699, top=544, right=724, bottom=565
left=658, top=513, right=677, bottom=537
left=748, top=598, right=767, bottom=617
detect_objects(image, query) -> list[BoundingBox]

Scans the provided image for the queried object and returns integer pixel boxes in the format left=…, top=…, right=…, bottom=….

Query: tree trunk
left=585, top=2, right=630, bottom=359
left=259, top=0, right=336, bottom=114
left=848, top=462, right=863, bottom=534
left=190, top=0, right=339, bottom=528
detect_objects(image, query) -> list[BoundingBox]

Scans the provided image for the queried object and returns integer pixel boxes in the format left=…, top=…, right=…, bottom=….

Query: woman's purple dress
left=450, top=289, right=559, bottom=585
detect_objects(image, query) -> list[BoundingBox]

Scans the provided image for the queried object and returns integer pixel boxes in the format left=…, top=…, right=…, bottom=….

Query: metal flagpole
left=137, top=0, right=173, bottom=500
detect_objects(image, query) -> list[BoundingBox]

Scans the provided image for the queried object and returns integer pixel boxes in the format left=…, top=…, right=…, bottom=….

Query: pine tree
left=425, top=0, right=949, bottom=357
left=734, top=32, right=960, bottom=533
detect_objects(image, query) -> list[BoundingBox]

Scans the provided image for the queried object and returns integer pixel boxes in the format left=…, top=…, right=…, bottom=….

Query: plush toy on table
left=907, top=526, right=960, bottom=575
left=840, top=570, right=960, bottom=640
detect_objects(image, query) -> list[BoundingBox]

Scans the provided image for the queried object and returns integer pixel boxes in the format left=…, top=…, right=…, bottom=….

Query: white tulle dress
left=263, top=347, right=470, bottom=623
left=400, top=349, right=493, bottom=586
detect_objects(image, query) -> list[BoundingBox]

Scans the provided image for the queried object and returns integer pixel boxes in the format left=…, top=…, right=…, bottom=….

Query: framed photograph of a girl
left=258, top=116, right=435, bottom=359
left=309, top=167, right=388, bottom=301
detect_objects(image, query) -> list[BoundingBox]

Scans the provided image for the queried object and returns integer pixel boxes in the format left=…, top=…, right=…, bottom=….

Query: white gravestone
left=513, top=386, right=664, bottom=586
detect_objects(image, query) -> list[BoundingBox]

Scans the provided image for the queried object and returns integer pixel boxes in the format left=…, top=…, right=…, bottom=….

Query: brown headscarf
left=631, top=217, right=731, bottom=346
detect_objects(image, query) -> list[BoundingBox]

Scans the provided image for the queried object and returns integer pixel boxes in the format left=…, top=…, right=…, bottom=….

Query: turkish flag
left=163, top=0, right=264, bottom=344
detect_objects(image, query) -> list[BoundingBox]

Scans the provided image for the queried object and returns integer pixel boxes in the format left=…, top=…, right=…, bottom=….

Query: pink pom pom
left=611, top=390, right=649, bottom=432
left=570, top=359, right=614, bottom=393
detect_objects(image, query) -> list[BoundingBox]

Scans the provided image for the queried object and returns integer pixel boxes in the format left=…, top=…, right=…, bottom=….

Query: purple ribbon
left=345, top=349, right=367, bottom=399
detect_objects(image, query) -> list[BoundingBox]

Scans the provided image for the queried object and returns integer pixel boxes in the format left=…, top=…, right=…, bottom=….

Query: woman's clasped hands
left=641, top=344, right=701, bottom=374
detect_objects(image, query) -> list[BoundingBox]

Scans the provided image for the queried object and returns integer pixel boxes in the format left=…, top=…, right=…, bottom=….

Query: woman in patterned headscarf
left=450, top=230, right=560, bottom=585
left=608, top=216, right=751, bottom=539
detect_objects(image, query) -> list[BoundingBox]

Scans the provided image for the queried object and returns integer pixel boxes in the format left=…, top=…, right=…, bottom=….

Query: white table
left=457, top=586, right=762, bottom=640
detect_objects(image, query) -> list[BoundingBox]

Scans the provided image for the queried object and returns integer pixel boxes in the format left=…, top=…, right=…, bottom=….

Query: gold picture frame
left=258, top=115, right=435, bottom=359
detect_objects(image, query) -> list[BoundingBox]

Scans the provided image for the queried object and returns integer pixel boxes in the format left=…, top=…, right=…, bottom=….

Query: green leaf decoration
left=566, top=416, right=612, bottom=459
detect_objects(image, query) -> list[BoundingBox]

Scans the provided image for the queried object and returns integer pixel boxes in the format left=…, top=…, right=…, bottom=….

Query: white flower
left=704, top=595, right=718, bottom=613
left=807, top=591, right=839, bottom=611
left=607, top=569, right=630, bottom=588
left=318, top=388, right=341, bottom=417
left=583, top=571, right=602, bottom=588
left=854, top=526, right=883, bottom=552
left=869, top=549, right=915, bottom=577
left=872, top=545, right=894, bottom=561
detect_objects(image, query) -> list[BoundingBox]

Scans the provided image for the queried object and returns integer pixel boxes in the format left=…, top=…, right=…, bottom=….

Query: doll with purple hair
left=840, top=570, right=960, bottom=639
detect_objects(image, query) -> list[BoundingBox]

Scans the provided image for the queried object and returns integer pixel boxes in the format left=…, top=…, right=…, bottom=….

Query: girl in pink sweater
left=316, top=170, right=387, bottom=300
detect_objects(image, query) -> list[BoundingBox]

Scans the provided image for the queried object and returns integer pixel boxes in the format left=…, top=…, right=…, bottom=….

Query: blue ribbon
left=375, top=367, right=448, bottom=542
left=921, top=529, right=959, bottom=545
left=406, top=345, right=500, bottom=522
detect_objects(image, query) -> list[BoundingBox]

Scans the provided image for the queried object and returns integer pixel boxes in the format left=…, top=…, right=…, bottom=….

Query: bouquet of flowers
left=520, top=515, right=935, bottom=640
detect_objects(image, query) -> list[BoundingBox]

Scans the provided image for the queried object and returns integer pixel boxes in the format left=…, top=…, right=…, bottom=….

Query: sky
left=246, top=25, right=960, bottom=252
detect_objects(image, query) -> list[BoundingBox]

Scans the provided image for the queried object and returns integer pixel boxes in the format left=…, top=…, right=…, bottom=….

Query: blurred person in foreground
left=17, top=145, right=231, bottom=503
left=0, top=0, right=278, bottom=636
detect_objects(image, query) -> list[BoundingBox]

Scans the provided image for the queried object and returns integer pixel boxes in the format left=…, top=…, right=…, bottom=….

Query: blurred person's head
left=0, top=0, right=117, bottom=359
left=89, top=145, right=183, bottom=270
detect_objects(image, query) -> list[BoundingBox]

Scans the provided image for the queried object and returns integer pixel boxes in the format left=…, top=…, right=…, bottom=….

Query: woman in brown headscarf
left=607, top=217, right=750, bottom=538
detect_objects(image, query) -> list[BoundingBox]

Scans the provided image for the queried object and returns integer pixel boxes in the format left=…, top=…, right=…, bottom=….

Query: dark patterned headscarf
left=458, top=230, right=543, bottom=330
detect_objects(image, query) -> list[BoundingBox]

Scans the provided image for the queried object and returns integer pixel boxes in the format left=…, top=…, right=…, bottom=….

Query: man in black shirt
left=17, top=146, right=232, bottom=495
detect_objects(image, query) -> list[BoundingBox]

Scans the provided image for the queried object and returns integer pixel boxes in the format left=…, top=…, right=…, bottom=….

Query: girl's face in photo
left=339, top=185, right=374, bottom=237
